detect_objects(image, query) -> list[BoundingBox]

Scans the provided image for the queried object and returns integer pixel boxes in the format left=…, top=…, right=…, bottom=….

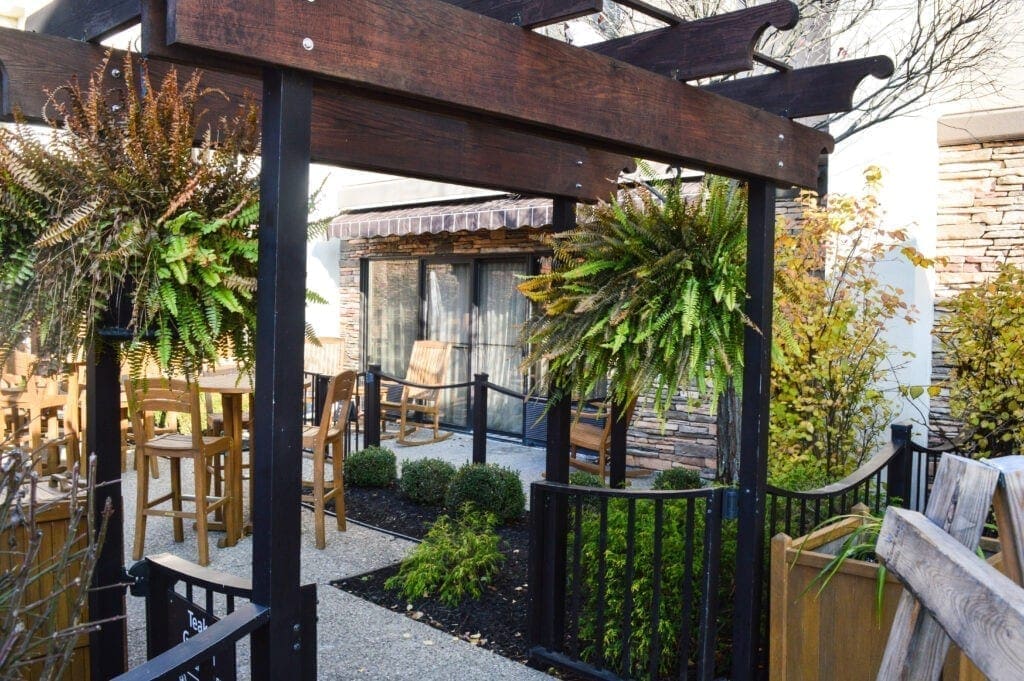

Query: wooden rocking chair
left=380, top=340, right=452, bottom=446
left=569, top=397, right=641, bottom=483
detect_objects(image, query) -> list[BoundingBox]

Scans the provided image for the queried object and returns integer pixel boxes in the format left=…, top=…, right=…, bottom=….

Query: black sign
left=166, top=592, right=237, bottom=681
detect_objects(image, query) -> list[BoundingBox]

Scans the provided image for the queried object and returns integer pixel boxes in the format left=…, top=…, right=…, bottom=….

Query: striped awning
left=327, top=195, right=552, bottom=239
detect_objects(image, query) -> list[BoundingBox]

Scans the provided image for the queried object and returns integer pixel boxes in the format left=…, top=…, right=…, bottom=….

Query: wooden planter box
left=1, top=488, right=90, bottom=680
left=770, top=513, right=1002, bottom=681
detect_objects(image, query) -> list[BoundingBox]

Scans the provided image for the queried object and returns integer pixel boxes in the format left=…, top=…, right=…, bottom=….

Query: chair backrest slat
left=312, top=370, right=357, bottom=449
left=404, top=341, right=450, bottom=399
left=304, top=337, right=346, bottom=376
left=125, top=377, right=204, bottom=450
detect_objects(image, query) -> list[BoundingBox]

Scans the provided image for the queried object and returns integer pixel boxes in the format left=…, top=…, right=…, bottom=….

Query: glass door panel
left=426, top=262, right=472, bottom=427
left=474, top=260, right=530, bottom=434
left=365, top=259, right=419, bottom=376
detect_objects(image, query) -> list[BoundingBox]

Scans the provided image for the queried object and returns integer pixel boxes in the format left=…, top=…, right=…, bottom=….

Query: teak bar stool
left=301, top=370, right=357, bottom=549
left=126, top=377, right=235, bottom=566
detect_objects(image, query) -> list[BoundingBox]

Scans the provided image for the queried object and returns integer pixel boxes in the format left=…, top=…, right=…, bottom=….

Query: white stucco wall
left=830, top=119, right=938, bottom=440
left=828, top=1, right=1024, bottom=438
left=305, top=165, right=343, bottom=337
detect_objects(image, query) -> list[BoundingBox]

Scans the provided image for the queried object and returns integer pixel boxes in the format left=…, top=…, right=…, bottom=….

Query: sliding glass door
left=363, top=255, right=534, bottom=435
left=475, top=260, right=530, bottom=433
left=365, top=260, right=418, bottom=375
left=425, top=262, right=472, bottom=427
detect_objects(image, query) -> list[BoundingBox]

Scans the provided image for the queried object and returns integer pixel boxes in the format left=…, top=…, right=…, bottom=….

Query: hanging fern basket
left=518, top=175, right=751, bottom=421
left=0, top=54, right=262, bottom=378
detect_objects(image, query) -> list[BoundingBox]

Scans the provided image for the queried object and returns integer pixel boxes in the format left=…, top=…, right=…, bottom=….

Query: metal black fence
left=764, top=424, right=947, bottom=538
left=529, top=482, right=726, bottom=681
left=364, top=365, right=530, bottom=463
left=115, top=553, right=316, bottom=681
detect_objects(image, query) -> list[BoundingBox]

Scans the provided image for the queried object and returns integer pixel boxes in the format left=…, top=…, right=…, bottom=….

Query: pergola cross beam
left=0, top=29, right=629, bottom=201
left=588, top=0, right=798, bottom=81
left=23, top=0, right=138, bottom=41
left=157, top=0, right=833, bottom=188
left=442, top=0, right=602, bottom=29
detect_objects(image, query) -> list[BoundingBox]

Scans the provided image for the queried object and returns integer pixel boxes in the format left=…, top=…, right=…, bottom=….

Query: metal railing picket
left=528, top=482, right=724, bottom=680
left=119, top=553, right=316, bottom=680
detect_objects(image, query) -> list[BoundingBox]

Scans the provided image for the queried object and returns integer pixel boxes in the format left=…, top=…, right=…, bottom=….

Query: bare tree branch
left=580, top=0, right=1024, bottom=144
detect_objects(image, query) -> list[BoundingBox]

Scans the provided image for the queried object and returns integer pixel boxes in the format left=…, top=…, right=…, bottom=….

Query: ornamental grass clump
left=575, top=496, right=737, bottom=679
left=519, top=175, right=748, bottom=421
left=0, top=53, right=261, bottom=377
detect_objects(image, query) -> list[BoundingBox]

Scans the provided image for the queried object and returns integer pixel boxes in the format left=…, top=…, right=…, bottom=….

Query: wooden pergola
left=1, top=0, right=892, bottom=678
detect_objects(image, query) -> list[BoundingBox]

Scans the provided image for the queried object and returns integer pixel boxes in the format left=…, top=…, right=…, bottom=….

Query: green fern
left=519, top=175, right=750, bottom=421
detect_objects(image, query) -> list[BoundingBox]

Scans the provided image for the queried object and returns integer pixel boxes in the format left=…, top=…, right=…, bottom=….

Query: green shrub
left=768, top=456, right=832, bottom=492
left=445, top=463, right=525, bottom=523
left=770, top=168, right=929, bottom=483
left=568, top=471, right=604, bottom=487
left=385, top=508, right=505, bottom=606
left=936, top=263, right=1024, bottom=456
left=399, top=458, right=457, bottom=505
left=653, top=467, right=704, bottom=490
left=344, top=446, right=396, bottom=488
left=574, top=496, right=736, bottom=679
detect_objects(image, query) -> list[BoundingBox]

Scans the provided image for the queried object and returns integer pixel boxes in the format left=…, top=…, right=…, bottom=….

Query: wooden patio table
left=196, top=371, right=310, bottom=545
left=197, top=371, right=251, bottom=546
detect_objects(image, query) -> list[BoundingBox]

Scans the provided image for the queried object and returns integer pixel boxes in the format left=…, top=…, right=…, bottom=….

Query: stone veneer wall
left=335, top=196, right=805, bottom=476
left=930, top=139, right=1024, bottom=441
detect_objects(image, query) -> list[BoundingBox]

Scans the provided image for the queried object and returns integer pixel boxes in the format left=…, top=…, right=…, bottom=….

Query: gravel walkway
left=118, top=433, right=560, bottom=680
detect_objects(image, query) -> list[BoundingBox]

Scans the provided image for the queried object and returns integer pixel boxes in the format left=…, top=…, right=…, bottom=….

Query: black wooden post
left=544, top=393, right=571, bottom=485
left=609, top=399, right=628, bottom=488
left=538, top=392, right=570, bottom=649
left=534, top=196, right=576, bottom=650
left=311, top=374, right=330, bottom=425
left=365, top=364, right=381, bottom=447
left=86, top=340, right=128, bottom=679
left=472, top=372, right=488, bottom=464
left=732, top=179, right=776, bottom=680
left=888, top=423, right=913, bottom=508
left=250, top=67, right=312, bottom=680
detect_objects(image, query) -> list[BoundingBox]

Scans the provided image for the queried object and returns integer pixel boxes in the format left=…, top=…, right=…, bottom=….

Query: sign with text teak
left=166, top=591, right=237, bottom=681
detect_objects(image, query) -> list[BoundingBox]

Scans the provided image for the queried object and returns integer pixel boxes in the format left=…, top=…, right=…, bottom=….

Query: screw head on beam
left=302, top=38, right=315, bottom=51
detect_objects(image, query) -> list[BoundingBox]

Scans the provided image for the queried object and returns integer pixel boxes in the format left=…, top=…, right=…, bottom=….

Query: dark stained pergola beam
left=587, top=1, right=798, bottom=81
left=24, top=0, right=139, bottom=41
left=160, top=0, right=832, bottom=188
left=703, top=56, right=895, bottom=119
left=0, top=28, right=628, bottom=202
left=442, top=0, right=601, bottom=29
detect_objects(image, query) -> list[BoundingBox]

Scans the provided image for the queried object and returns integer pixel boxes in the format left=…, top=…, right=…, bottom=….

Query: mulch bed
left=331, top=485, right=535, bottom=664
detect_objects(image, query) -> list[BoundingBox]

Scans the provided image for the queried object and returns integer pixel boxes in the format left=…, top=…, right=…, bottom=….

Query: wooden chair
left=125, top=377, right=235, bottom=566
left=568, top=398, right=641, bottom=483
left=380, top=340, right=452, bottom=446
left=300, top=370, right=357, bottom=548
left=303, top=336, right=346, bottom=423
left=36, top=365, right=87, bottom=476
left=303, top=336, right=346, bottom=376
